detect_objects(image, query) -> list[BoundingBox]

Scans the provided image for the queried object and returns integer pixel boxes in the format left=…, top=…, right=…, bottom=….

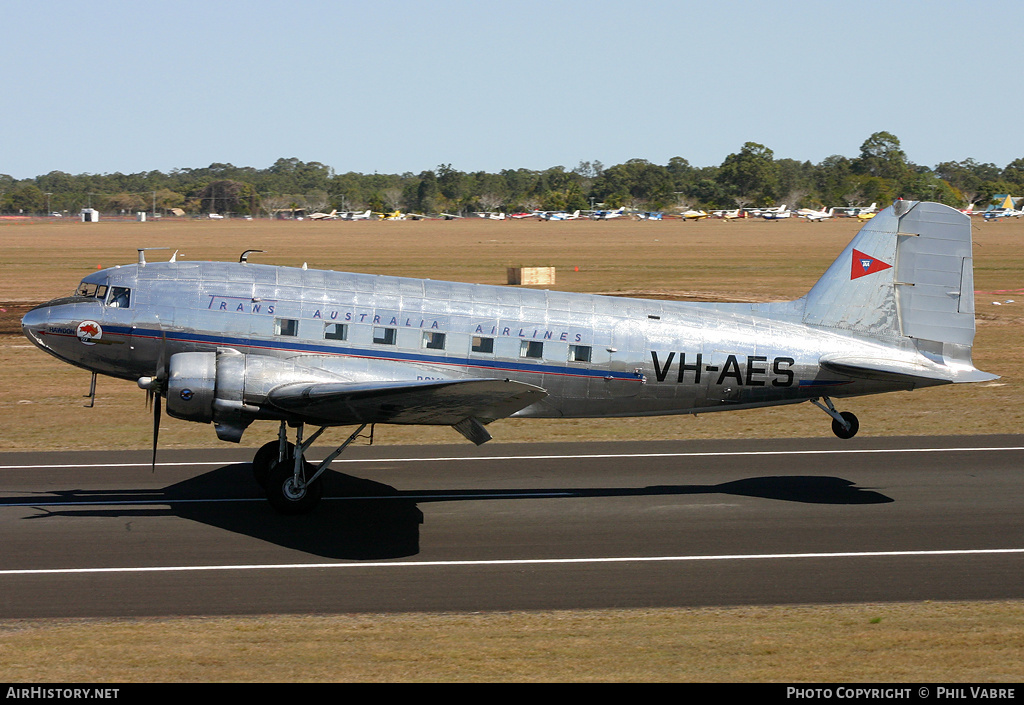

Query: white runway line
left=1, top=548, right=1023, bottom=577
left=3, top=444, right=1024, bottom=471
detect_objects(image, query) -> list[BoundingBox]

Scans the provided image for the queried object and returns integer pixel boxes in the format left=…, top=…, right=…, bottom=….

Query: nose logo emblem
left=76, top=320, right=103, bottom=345
left=180, top=389, right=194, bottom=401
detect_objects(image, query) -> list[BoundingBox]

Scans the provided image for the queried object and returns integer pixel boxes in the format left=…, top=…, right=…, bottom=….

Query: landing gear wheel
left=252, top=440, right=295, bottom=489
left=265, top=458, right=322, bottom=515
left=831, top=411, right=859, bottom=439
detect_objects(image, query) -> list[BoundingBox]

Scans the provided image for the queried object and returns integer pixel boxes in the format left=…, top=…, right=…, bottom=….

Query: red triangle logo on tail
left=851, top=249, right=892, bottom=280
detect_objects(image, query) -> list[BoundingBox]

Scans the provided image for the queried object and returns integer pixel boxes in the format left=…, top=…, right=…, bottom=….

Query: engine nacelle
left=166, top=349, right=346, bottom=442
left=166, top=351, right=217, bottom=424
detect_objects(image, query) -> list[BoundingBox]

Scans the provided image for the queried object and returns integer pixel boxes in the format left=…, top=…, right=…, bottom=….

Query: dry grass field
left=0, top=214, right=1022, bottom=682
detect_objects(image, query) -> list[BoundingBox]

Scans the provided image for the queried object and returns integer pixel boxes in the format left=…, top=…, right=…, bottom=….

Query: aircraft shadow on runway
left=13, top=463, right=892, bottom=560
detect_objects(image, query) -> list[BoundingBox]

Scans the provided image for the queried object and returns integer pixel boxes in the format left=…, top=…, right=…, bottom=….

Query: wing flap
left=267, top=377, right=548, bottom=427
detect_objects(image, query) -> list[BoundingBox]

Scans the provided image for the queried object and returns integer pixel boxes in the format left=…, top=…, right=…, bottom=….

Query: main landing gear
left=252, top=421, right=369, bottom=515
left=810, top=396, right=860, bottom=439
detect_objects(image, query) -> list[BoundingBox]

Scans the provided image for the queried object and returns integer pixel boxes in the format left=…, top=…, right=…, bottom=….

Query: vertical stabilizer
left=803, top=201, right=978, bottom=349
left=802, top=203, right=902, bottom=340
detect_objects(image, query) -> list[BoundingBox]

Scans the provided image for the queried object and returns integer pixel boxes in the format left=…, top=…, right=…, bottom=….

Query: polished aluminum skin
left=22, top=201, right=995, bottom=449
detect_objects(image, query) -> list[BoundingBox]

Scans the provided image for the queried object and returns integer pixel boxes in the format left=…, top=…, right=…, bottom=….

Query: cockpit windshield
left=75, top=281, right=109, bottom=300
left=74, top=280, right=131, bottom=308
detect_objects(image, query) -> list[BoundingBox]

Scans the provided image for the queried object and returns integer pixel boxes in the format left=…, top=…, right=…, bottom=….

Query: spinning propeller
left=138, top=325, right=168, bottom=472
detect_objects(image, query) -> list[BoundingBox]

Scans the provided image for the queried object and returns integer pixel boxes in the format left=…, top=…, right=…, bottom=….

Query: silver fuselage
left=21, top=258, right=925, bottom=422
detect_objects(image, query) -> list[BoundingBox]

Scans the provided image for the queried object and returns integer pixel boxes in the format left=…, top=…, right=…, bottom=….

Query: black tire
left=252, top=440, right=294, bottom=489
left=831, top=411, right=859, bottom=439
left=265, top=458, right=322, bottom=515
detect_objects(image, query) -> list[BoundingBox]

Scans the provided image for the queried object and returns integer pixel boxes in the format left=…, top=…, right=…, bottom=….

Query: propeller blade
left=150, top=322, right=168, bottom=472
left=151, top=392, right=161, bottom=473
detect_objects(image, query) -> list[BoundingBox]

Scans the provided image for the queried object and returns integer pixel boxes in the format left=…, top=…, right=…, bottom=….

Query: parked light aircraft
left=983, top=209, right=1022, bottom=220
left=982, top=195, right=1022, bottom=220
left=591, top=207, right=626, bottom=220
left=712, top=208, right=742, bottom=220
left=21, top=201, right=996, bottom=514
left=835, top=203, right=877, bottom=218
left=801, top=207, right=835, bottom=222
left=542, top=210, right=581, bottom=221
left=745, top=204, right=787, bottom=218
left=680, top=209, right=710, bottom=220
left=308, top=210, right=338, bottom=221
left=341, top=210, right=373, bottom=221
left=762, top=205, right=791, bottom=220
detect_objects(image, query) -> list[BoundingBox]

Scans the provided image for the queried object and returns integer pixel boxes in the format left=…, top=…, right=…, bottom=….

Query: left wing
left=266, top=378, right=548, bottom=444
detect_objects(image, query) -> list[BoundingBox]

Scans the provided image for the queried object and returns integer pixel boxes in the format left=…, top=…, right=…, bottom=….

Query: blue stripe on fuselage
left=119, top=326, right=640, bottom=381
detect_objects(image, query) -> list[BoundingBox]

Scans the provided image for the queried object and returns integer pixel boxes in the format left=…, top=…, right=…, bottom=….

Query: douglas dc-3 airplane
left=21, top=200, right=996, bottom=514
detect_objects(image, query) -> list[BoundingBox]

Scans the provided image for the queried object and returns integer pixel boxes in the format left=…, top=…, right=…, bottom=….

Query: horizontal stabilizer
left=267, top=377, right=548, bottom=428
left=820, top=354, right=999, bottom=384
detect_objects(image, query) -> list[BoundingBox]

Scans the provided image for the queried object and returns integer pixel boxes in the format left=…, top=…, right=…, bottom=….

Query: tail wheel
left=831, top=411, right=860, bottom=439
left=265, top=458, right=322, bottom=515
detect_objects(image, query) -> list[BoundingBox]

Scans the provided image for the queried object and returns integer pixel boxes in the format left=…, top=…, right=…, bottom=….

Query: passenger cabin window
left=373, top=327, right=396, bottom=345
left=324, top=323, right=348, bottom=341
left=520, top=340, right=543, bottom=359
left=569, top=345, right=592, bottom=363
left=422, top=331, right=446, bottom=350
left=472, top=336, right=494, bottom=354
left=275, top=318, right=298, bottom=336
left=107, top=286, right=131, bottom=308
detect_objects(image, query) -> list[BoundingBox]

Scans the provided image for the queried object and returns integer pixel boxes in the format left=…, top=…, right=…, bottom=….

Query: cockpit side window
left=107, top=286, right=131, bottom=308
left=75, top=282, right=109, bottom=300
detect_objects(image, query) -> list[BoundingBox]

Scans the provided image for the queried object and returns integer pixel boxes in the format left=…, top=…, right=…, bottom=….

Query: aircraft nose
left=21, top=304, right=52, bottom=350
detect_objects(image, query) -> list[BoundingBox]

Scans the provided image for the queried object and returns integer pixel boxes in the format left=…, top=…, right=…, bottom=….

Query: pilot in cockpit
left=108, top=286, right=131, bottom=308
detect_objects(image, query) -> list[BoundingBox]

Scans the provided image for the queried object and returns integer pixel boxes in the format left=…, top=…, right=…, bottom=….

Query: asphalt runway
left=1, top=435, right=1022, bottom=619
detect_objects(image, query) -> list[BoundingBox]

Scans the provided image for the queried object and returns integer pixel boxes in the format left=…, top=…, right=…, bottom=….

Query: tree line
left=2, top=132, right=1022, bottom=217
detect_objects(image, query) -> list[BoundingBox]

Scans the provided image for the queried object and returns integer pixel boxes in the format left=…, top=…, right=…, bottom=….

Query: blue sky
left=3, top=0, right=1022, bottom=180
